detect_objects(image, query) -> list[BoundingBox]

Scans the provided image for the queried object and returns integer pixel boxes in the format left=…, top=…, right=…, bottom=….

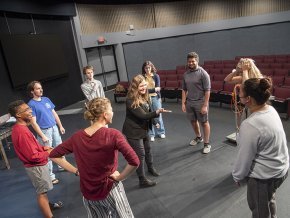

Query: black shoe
left=148, top=167, right=160, bottom=177
left=139, top=177, right=157, bottom=188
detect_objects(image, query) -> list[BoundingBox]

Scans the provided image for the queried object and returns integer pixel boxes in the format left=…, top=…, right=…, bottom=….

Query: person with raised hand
left=123, top=74, right=170, bottom=188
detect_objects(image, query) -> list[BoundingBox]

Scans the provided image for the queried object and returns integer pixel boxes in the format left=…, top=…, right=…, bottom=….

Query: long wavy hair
left=127, top=74, right=149, bottom=109
left=141, top=61, right=157, bottom=75
left=237, top=58, right=263, bottom=79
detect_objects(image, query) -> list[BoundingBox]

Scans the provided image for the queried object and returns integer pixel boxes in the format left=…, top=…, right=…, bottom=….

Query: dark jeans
left=247, top=171, right=288, bottom=218
left=127, top=136, right=153, bottom=178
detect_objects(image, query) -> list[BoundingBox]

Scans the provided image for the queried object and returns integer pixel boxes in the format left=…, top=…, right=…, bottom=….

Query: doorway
left=85, top=45, right=119, bottom=90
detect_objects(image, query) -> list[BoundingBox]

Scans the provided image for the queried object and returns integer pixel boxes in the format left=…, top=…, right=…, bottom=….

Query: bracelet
left=75, top=169, right=79, bottom=176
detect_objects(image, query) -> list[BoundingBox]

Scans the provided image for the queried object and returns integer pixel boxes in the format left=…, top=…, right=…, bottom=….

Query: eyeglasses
left=17, top=107, right=32, bottom=114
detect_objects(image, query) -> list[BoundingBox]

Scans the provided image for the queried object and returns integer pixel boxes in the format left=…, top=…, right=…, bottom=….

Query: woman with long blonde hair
left=224, top=58, right=263, bottom=84
left=224, top=58, right=264, bottom=129
left=123, top=74, right=169, bottom=188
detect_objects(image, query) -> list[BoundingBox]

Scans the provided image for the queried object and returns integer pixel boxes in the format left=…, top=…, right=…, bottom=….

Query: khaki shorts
left=186, top=100, right=208, bottom=123
left=25, top=164, right=53, bottom=194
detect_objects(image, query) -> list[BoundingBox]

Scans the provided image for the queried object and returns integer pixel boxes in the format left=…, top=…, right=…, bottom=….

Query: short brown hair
left=83, top=65, right=94, bottom=74
left=187, top=52, right=199, bottom=62
left=27, top=81, right=41, bottom=97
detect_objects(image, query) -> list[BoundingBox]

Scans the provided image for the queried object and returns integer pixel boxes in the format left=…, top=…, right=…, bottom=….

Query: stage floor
left=1, top=91, right=289, bottom=218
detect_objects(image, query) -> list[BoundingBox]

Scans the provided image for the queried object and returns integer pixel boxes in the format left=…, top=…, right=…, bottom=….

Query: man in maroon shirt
left=8, top=100, right=78, bottom=218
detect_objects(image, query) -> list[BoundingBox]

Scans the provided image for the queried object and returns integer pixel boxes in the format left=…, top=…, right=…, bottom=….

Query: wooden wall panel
left=77, top=0, right=290, bottom=34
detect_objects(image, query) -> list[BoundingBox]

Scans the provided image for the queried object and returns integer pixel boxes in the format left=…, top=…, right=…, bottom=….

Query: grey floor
left=1, top=91, right=289, bottom=218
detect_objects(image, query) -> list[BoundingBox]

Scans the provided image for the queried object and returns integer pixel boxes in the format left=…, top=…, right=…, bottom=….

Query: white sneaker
left=189, top=137, right=203, bottom=146
left=150, top=136, right=155, bottom=142
left=160, top=134, right=166, bottom=139
left=203, top=144, right=211, bottom=154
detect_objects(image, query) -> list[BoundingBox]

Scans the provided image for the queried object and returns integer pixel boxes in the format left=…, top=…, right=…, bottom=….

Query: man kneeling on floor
left=8, top=100, right=78, bottom=218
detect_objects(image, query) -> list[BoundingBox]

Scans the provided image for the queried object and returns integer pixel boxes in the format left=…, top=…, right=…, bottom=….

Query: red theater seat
left=274, top=69, right=289, bottom=77
left=162, top=80, right=180, bottom=102
left=271, top=76, right=285, bottom=87
left=281, top=77, right=290, bottom=89
left=176, top=65, right=186, bottom=70
left=219, top=83, right=236, bottom=106
left=272, top=87, right=290, bottom=119
left=262, top=69, right=273, bottom=77
left=210, top=81, right=224, bottom=102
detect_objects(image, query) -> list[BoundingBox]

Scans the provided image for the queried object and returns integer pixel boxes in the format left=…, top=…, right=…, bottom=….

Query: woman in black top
left=122, top=74, right=168, bottom=188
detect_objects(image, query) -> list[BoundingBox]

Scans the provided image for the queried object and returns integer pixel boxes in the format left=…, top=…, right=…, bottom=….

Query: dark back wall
left=0, top=12, right=83, bottom=115
left=123, top=21, right=290, bottom=80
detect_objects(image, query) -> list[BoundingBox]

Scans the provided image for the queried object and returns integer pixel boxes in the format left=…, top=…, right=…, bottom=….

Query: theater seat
left=210, top=81, right=224, bottom=103
left=162, top=80, right=180, bottom=102
left=271, top=76, right=285, bottom=87
left=272, top=87, right=290, bottom=119
left=219, top=83, right=236, bottom=106
left=274, top=69, right=289, bottom=77
left=281, top=77, right=290, bottom=89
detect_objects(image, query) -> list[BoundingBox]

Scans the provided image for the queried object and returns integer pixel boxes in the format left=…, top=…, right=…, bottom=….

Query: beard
left=188, top=65, right=197, bottom=70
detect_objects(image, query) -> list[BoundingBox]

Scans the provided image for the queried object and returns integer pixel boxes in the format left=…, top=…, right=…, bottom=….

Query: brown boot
left=148, top=167, right=160, bottom=177
left=139, top=177, right=157, bottom=188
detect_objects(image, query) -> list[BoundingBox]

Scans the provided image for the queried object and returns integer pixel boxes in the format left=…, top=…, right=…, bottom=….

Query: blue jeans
left=37, top=125, right=62, bottom=180
left=149, top=96, right=165, bottom=137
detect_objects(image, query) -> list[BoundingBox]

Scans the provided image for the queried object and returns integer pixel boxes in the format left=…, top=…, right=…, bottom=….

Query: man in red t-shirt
left=8, top=100, right=77, bottom=218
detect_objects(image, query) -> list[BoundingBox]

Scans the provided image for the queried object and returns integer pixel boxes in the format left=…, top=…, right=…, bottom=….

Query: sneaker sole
left=189, top=140, right=204, bottom=146
left=202, top=146, right=211, bottom=154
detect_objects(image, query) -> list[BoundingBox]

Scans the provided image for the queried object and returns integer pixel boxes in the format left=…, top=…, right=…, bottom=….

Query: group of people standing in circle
left=7, top=51, right=289, bottom=218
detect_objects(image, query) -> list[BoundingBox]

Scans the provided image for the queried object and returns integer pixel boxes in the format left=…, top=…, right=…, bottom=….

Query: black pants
left=127, top=136, right=153, bottom=178
left=247, top=172, right=288, bottom=218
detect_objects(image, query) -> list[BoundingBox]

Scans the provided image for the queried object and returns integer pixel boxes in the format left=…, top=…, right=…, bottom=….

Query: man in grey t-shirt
left=181, top=52, right=211, bottom=154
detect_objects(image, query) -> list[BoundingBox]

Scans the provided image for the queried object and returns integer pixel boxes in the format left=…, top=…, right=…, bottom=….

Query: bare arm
left=201, top=90, right=210, bottom=114
left=52, top=109, right=65, bottom=134
left=224, top=69, right=243, bottom=84
left=242, top=70, right=249, bottom=83
left=50, top=156, right=78, bottom=175
left=110, top=164, right=138, bottom=182
left=181, top=90, right=187, bottom=112
left=204, top=90, right=210, bottom=107
left=30, top=116, right=49, bottom=143
left=48, top=143, right=78, bottom=175
left=241, top=61, right=251, bottom=83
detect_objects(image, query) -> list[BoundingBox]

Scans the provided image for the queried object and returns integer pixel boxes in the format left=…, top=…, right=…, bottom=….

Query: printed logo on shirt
left=45, top=103, right=51, bottom=109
